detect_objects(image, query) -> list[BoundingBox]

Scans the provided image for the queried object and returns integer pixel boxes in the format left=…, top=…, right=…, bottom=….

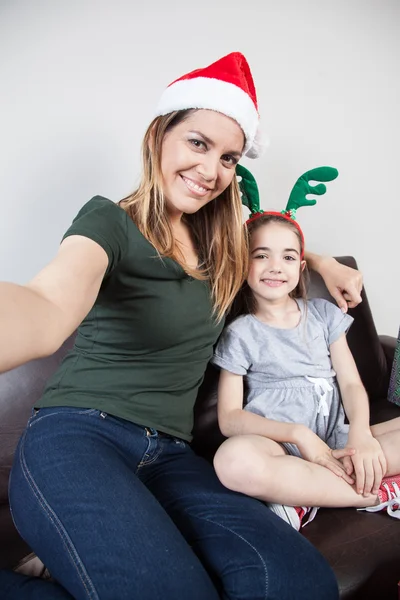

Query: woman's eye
left=255, top=254, right=268, bottom=259
left=284, top=255, right=296, bottom=261
left=221, top=154, right=238, bottom=166
left=189, top=139, right=206, bottom=150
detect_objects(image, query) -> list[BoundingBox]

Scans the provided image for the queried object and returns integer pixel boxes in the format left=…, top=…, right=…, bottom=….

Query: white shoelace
left=383, top=481, right=400, bottom=519
left=301, top=506, right=319, bottom=527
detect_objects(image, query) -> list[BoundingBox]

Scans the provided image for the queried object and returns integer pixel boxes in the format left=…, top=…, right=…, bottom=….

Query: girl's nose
left=268, top=259, right=282, bottom=273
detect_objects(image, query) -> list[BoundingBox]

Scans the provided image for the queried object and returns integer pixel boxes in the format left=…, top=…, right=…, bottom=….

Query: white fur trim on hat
left=154, top=77, right=261, bottom=158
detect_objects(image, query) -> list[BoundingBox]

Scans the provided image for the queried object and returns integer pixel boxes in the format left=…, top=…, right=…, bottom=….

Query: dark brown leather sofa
left=1, top=257, right=399, bottom=598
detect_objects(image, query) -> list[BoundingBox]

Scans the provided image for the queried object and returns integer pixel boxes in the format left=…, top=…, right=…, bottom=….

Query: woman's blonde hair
left=120, top=109, right=248, bottom=322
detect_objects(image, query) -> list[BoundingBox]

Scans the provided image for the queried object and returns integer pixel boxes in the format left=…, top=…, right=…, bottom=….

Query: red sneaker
left=267, top=504, right=319, bottom=531
left=359, top=474, right=400, bottom=519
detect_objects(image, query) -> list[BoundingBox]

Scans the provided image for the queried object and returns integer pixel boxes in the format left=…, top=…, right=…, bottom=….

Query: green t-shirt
left=38, top=196, right=225, bottom=441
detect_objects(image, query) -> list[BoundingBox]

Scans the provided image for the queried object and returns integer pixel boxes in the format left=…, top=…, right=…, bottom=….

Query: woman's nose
left=196, top=155, right=218, bottom=183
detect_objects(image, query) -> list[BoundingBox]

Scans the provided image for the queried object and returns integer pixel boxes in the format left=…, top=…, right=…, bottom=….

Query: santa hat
left=154, top=52, right=263, bottom=159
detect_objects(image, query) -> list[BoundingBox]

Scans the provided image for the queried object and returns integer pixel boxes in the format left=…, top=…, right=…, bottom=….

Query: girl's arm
left=305, top=252, right=363, bottom=312
left=218, top=369, right=302, bottom=442
left=330, top=334, right=370, bottom=430
left=0, top=235, right=108, bottom=373
left=330, top=334, right=387, bottom=495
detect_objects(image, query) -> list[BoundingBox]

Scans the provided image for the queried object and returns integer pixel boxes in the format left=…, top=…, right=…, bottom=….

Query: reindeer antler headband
left=236, top=165, right=339, bottom=258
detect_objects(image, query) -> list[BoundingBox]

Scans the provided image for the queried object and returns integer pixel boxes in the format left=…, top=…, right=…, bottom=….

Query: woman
left=1, top=53, right=360, bottom=599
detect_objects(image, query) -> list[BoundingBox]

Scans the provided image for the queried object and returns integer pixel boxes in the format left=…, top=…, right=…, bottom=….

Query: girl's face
left=247, top=222, right=306, bottom=303
left=159, top=110, right=244, bottom=218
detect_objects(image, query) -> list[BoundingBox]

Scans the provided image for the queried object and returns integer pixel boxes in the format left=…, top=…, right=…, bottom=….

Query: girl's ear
left=300, top=260, right=307, bottom=272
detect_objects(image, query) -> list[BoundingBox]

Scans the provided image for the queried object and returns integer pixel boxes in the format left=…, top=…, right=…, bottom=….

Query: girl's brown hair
left=229, top=214, right=309, bottom=319
left=120, top=109, right=248, bottom=323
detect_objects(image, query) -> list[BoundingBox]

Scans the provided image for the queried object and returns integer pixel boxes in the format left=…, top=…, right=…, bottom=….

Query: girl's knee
left=213, top=436, right=272, bottom=495
left=214, top=437, right=252, bottom=480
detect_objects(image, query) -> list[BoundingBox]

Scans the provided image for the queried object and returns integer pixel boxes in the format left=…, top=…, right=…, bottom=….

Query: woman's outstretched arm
left=0, top=235, right=108, bottom=373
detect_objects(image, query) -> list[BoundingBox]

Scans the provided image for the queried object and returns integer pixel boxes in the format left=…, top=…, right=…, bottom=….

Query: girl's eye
left=189, top=139, right=206, bottom=150
left=255, top=253, right=268, bottom=259
left=284, top=255, right=296, bottom=261
left=221, top=154, right=238, bottom=166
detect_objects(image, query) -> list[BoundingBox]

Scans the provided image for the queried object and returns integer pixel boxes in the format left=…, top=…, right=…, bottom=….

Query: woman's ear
left=300, top=260, right=307, bottom=272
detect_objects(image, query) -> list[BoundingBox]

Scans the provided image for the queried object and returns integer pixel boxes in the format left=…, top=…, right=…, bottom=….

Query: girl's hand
left=343, top=430, right=387, bottom=496
left=317, top=257, right=363, bottom=312
left=295, top=427, right=355, bottom=485
left=339, top=454, right=354, bottom=478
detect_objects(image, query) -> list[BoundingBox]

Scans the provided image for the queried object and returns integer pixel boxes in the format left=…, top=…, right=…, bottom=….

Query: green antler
left=285, top=166, right=339, bottom=218
left=236, top=164, right=339, bottom=222
left=236, top=164, right=261, bottom=216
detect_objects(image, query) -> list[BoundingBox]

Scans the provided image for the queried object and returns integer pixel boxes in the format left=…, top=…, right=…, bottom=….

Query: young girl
left=212, top=166, right=400, bottom=531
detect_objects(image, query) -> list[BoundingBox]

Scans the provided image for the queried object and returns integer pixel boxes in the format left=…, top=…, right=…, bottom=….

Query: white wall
left=1, top=0, right=399, bottom=335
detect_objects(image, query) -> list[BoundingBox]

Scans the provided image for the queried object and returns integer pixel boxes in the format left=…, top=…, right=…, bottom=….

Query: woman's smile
left=180, top=174, right=213, bottom=196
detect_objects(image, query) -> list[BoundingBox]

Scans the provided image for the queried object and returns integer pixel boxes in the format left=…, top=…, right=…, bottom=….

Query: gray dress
left=212, top=298, right=354, bottom=457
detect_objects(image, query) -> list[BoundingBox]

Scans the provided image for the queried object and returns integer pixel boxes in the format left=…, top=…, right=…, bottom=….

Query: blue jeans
left=4, top=407, right=339, bottom=599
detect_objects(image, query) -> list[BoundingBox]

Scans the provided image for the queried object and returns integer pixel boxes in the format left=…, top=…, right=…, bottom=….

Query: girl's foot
left=267, top=504, right=319, bottom=530
left=358, top=475, right=400, bottom=519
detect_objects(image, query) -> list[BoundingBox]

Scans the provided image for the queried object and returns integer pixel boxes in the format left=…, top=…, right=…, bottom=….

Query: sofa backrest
left=308, top=257, right=387, bottom=398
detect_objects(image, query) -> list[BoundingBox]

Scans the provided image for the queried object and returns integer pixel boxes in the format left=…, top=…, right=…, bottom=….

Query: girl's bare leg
left=372, top=427, right=400, bottom=476
left=371, top=416, right=400, bottom=437
left=214, top=435, right=378, bottom=508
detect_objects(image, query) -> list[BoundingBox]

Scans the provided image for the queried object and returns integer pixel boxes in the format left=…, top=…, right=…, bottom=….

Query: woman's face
left=160, top=109, right=245, bottom=218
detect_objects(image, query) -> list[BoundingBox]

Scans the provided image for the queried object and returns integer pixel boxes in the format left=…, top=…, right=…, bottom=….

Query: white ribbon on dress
left=305, top=376, right=333, bottom=417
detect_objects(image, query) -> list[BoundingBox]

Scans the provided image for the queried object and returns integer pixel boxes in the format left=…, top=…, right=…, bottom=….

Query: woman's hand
left=306, top=254, right=363, bottom=312
left=295, top=426, right=355, bottom=484
left=336, top=429, right=387, bottom=497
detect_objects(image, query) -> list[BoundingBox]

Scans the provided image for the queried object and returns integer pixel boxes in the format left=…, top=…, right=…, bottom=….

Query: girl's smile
left=260, top=278, right=288, bottom=287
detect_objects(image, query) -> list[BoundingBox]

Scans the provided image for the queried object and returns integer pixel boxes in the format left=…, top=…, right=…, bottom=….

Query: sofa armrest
left=379, top=335, right=396, bottom=369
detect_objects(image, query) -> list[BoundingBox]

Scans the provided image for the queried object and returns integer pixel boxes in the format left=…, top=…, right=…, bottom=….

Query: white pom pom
left=245, top=124, right=269, bottom=159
